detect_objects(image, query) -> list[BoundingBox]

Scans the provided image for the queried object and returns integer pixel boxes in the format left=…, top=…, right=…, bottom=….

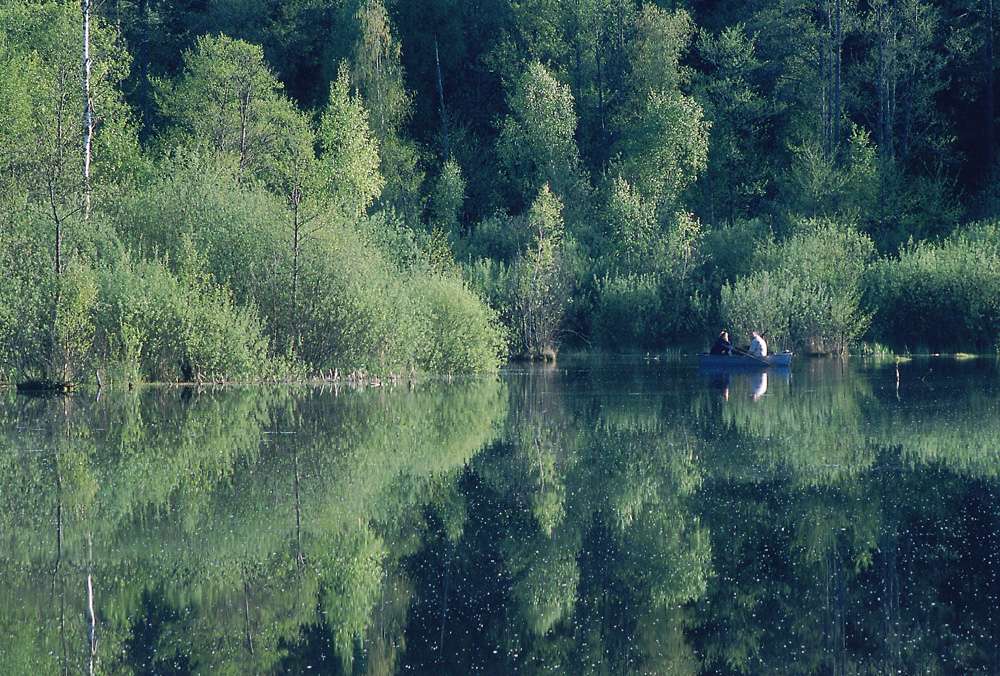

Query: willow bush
left=0, top=224, right=55, bottom=381
left=866, top=222, right=1000, bottom=353
left=721, top=221, right=874, bottom=354
left=590, top=272, right=665, bottom=349
left=411, top=273, right=507, bottom=373
left=94, top=256, right=269, bottom=383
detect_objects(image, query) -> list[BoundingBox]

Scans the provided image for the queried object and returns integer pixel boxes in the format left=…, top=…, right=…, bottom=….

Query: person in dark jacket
left=709, top=331, right=732, bottom=356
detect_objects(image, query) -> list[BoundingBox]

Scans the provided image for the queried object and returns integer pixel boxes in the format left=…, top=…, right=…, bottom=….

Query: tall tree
left=498, top=60, right=586, bottom=209
left=615, top=5, right=708, bottom=218
left=696, top=24, right=770, bottom=225
left=0, top=0, right=132, bottom=380
left=157, top=34, right=303, bottom=180
left=316, top=62, right=385, bottom=220
left=353, top=0, right=422, bottom=221
left=860, top=0, right=951, bottom=171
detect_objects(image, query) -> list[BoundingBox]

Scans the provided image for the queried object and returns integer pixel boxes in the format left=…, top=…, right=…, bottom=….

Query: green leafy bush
left=867, top=222, right=1000, bottom=353
left=411, top=274, right=507, bottom=373
left=111, top=150, right=288, bottom=311
left=591, top=272, right=665, bottom=349
left=95, top=257, right=269, bottom=382
left=722, top=221, right=874, bottom=354
left=0, top=223, right=55, bottom=381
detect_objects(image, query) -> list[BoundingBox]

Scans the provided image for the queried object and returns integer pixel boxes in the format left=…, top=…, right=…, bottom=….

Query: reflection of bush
left=693, top=359, right=1000, bottom=483
left=0, top=380, right=505, bottom=673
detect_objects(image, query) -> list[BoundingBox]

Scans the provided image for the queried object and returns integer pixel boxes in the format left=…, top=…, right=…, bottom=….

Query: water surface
left=2, top=356, right=999, bottom=674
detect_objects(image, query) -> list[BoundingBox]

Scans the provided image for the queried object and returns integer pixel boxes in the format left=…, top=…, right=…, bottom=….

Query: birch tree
left=158, top=34, right=303, bottom=181
left=352, top=0, right=422, bottom=220
left=0, top=0, right=131, bottom=380
left=498, top=61, right=586, bottom=206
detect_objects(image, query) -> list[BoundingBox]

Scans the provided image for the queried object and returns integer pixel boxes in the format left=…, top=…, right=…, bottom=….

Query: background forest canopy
left=2, top=0, right=1000, bottom=384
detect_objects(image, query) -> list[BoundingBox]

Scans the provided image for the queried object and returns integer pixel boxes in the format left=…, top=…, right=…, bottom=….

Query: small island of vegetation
left=2, top=0, right=1000, bottom=386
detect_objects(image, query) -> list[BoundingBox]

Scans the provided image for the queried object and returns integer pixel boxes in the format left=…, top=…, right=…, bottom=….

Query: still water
left=2, top=356, right=999, bottom=674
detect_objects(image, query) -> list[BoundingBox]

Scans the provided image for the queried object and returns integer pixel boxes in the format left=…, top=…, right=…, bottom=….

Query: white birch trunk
left=82, top=0, right=92, bottom=221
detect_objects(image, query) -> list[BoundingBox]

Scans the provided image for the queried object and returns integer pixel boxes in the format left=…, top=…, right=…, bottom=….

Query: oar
left=732, top=345, right=771, bottom=365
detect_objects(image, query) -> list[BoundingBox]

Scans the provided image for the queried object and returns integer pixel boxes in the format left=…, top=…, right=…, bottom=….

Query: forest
left=2, top=0, right=1000, bottom=383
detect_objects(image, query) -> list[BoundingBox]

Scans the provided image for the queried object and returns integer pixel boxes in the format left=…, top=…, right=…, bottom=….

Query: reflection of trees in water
left=401, top=359, right=1000, bottom=675
left=396, top=365, right=711, bottom=674
left=0, top=381, right=504, bottom=673
left=689, top=438, right=1000, bottom=676
left=3, top=359, right=1000, bottom=674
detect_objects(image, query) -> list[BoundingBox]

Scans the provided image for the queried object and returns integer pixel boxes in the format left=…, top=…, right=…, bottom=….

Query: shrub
left=295, top=226, right=412, bottom=371
left=95, top=257, right=269, bottom=382
left=0, top=223, right=55, bottom=381
left=591, top=272, right=664, bottom=349
left=411, top=273, right=507, bottom=373
left=110, top=149, right=288, bottom=312
left=722, top=220, right=874, bottom=354
left=720, top=270, right=793, bottom=349
left=866, top=223, right=1000, bottom=353
left=296, top=223, right=507, bottom=374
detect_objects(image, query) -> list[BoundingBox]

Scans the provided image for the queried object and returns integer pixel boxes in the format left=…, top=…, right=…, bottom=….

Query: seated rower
left=710, top=331, right=732, bottom=356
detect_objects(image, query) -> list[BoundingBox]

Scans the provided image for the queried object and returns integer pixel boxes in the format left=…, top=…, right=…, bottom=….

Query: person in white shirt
left=748, top=330, right=768, bottom=357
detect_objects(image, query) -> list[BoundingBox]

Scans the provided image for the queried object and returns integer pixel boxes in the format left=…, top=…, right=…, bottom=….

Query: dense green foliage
left=2, top=0, right=1000, bottom=381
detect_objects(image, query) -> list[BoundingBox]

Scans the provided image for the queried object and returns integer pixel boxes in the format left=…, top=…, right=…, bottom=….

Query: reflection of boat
left=697, top=351, right=793, bottom=369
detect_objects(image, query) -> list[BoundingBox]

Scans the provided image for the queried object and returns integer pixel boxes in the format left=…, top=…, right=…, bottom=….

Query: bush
left=591, top=272, right=664, bottom=349
left=722, top=220, right=874, bottom=354
left=110, top=149, right=288, bottom=313
left=0, top=222, right=56, bottom=381
left=295, top=219, right=507, bottom=375
left=866, top=223, right=1000, bottom=353
left=95, top=257, right=269, bottom=382
left=411, top=274, right=507, bottom=373
left=720, top=270, right=793, bottom=349
left=295, top=225, right=412, bottom=371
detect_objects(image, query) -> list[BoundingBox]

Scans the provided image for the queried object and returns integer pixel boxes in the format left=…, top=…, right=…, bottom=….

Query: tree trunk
left=291, top=194, right=302, bottom=356
left=989, top=0, right=996, bottom=169
left=834, top=0, right=842, bottom=149
left=82, top=0, right=92, bottom=222
left=435, top=37, right=450, bottom=158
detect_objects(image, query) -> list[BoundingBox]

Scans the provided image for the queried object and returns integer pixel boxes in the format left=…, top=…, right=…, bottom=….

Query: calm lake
left=2, top=355, right=999, bottom=674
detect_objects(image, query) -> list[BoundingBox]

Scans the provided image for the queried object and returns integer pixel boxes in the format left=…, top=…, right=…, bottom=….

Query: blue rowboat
left=697, top=351, right=792, bottom=369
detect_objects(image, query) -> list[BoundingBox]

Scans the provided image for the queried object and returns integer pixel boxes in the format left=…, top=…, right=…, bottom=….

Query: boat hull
left=697, top=352, right=792, bottom=369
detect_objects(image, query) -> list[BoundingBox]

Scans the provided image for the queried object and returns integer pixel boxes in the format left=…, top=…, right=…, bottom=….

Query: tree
left=157, top=34, right=303, bottom=180
left=564, top=0, right=637, bottom=172
left=0, top=0, right=133, bottom=381
left=428, top=157, right=466, bottom=234
left=615, top=6, right=709, bottom=221
left=316, top=63, right=385, bottom=220
left=352, top=0, right=423, bottom=221
left=509, top=184, right=571, bottom=359
left=617, top=88, right=709, bottom=217
left=859, top=0, right=951, bottom=172
left=498, top=61, right=587, bottom=209
left=696, top=24, right=770, bottom=225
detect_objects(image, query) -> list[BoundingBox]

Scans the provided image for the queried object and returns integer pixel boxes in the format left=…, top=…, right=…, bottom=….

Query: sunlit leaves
left=617, top=88, right=709, bottom=213
left=157, top=34, right=301, bottom=180
left=722, top=220, right=875, bottom=353
left=499, top=61, right=585, bottom=204
left=317, top=63, right=384, bottom=219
